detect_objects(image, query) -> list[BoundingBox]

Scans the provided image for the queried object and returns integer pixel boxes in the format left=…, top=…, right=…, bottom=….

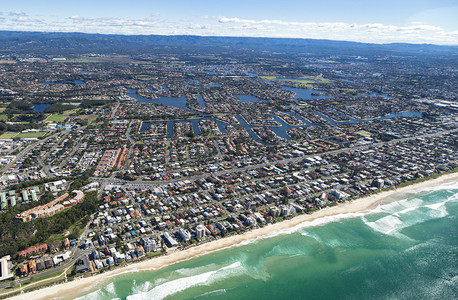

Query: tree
left=185, top=131, right=196, bottom=138
left=115, top=236, right=122, bottom=248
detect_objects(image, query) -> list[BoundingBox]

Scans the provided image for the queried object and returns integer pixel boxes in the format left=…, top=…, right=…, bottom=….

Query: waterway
left=33, top=103, right=52, bottom=112
left=43, top=80, right=85, bottom=86
left=129, top=89, right=422, bottom=143
left=282, top=86, right=331, bottom=100
left=186, top=80, right=222, bottom=89
left=196, top=95, right=206, bottom=108
left=234, top=115, right=267, bottom=144
left=127, top=89, right=189, bottom=111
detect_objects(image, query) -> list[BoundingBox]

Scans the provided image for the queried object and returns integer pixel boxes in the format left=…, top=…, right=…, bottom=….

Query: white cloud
left=215, top=16, right=456, bottom=44
left=10, top=10, right=26, bottom=16
left=13, top=16, right=36, bottom=23
left=0, top=11, right=456, bottom=45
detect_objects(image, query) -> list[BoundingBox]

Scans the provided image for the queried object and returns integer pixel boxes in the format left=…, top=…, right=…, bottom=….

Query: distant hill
left=0, top=30, right=457, bottom=57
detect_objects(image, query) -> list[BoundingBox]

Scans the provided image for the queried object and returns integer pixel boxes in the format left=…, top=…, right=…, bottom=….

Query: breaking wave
left=363, top=190, right=457, bottom=236
left=75, top=282, right=117, bottom=300
left=126, top=262, right=243, bottom=300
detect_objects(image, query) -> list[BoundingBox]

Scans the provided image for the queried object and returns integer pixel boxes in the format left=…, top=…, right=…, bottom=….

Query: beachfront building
left=330, top=189, right=350, bottom=201
left=19, top=264, right=28, bottom=276
left=140, top=237, right=157, bottom=252
left=270, top=206, right=281, bottom=218
left=76, top=256, right=91, bottom=273
left=0, top=256, right=14, bottom=281
left=178, top=228, right=191, bottom=243
left=196, top=224, right=207, bottom=238
left=28, top=260, right=37, bottom=274
left=162, top=232, right=178, bottom=247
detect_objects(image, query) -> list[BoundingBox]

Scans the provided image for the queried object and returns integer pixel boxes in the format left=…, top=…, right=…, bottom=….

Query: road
left=58, top=136, right=84, bottom=169
left=1, top=135, right=56, bottom=175
left=123, top=120, right=136, bottom=171
left=0, top=130, right=73, bottom=178
left=0, top=209, right=94, bottom=290
left=0, top=246, right=92, bottom=290
left=1, top=128, right=455, bottom=291
left=91, top=128, right=458, bottom=189
left=110, top=102, right=121, bottom=119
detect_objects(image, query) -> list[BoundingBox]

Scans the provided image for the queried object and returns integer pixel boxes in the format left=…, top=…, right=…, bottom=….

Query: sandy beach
left=10, top=171, right=458, bottom=300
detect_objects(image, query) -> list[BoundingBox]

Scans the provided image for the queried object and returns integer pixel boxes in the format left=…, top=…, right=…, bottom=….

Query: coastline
left=10, top=171, right=458, bottom=300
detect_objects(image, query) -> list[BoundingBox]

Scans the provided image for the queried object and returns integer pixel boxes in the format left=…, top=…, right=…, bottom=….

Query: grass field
left=16, top=132, right=48, bottom=138
left=77, top=114, right=98, bottom=122
left=356, top=130, right=371, bottom=137
left=260, top=75, right=331, bottom=85
left=0, top=131, right=48, bottom=139
left=340, top=89, right=359, bottom=95
left=299, top=76, right=331, bottom=84
left=0, top=132, right=18, bottom=139
left=259, top=76, right=330, bottom=89
left=280, top=79, right=315, bottom=89
left=46, top=114, right=66, bottom=123
left=65, top=108, right=79, bottom=115
left=260, top=76, right=277, bottom=81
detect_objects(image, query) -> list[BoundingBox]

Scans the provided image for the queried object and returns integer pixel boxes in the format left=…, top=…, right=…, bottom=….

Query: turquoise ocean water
left=74, top=181, right=458, bottom=300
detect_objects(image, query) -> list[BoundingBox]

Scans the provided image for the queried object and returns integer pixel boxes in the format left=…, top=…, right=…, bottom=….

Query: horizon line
left=1, top=29, right=457, bottom=47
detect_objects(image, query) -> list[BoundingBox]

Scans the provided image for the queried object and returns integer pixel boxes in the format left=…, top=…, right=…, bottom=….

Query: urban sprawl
left=0, top=51, right=457, bottom=292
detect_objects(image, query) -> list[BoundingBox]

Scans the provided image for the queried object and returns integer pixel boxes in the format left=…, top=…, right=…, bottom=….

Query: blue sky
left=1, top=0, right=457, bottom=44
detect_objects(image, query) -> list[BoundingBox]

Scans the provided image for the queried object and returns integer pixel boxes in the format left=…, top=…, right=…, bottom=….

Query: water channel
left=130, top=88, right=421, bottom=143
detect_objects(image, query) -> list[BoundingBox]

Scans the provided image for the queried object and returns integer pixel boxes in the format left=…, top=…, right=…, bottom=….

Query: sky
left=0, top=0, right=457, bottom=45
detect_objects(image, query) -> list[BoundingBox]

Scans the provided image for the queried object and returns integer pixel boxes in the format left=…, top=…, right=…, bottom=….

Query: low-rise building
left=18, top=244, right=47, bottom=258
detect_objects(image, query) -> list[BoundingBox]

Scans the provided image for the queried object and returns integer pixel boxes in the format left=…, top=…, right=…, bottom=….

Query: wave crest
left=126, top=262, right=243, bottom=300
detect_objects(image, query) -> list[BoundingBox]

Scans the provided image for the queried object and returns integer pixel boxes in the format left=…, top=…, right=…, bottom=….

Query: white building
left=0, top=255, right=13, bottom=281
left=178, top=228, right=192, bottom=243
left=196, top=224, right=206, bottom=238
left=162, top=232, right=178, bottom=247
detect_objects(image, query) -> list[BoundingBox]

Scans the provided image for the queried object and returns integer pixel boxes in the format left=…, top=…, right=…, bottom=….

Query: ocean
left=74, top=181, right=458, bottom=300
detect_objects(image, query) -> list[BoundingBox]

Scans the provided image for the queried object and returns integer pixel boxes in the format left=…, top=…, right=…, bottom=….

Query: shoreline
left=10, top=171, right=458, bottom=300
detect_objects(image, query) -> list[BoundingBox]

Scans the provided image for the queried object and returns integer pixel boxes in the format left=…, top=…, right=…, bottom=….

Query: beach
left=10, top=171, right=458, bottom=300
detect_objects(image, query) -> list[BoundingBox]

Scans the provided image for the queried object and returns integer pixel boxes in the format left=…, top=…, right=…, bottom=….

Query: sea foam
left=130, top=281, right=151, bottom=295
left=75, top=282, right=117, bottom=300
left=238, top=211, right=367, bottom=247
left=126, top=262, right=243, bottom=300
left=363, top=190, right=458, bottom=236
left=199, top=288, right=227, bottom=297
left=415, top=180, right=458, bottom=193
